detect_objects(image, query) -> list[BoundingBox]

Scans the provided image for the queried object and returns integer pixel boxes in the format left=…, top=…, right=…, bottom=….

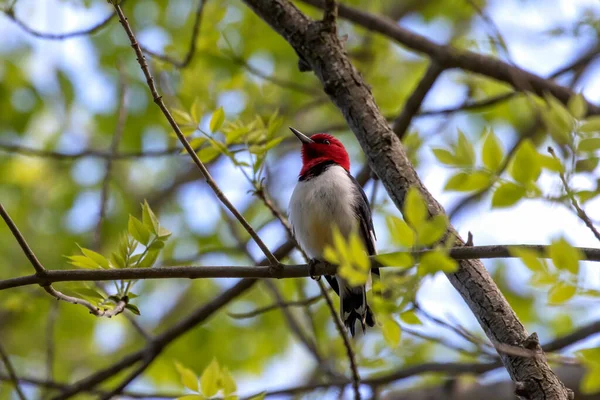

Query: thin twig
left=0, top=144, right=184, bottom=160
left=227, top=293, right=323, bottom=318
left=3, top=8, right=115, bottom=40
left=317, top=279, right=361, bottom=400
left=139, top=0, right=207, bottom=68
left=0, top=341, right=27, bottom=400
left=111, top=1, right=279, bottom=267
left=0, top=203, right=47, bottom=275
left=98, top=354, right=156, bottom=400
left=549, top=146, right=600, bottom=242
left=4, top=243, right=600, bottom=290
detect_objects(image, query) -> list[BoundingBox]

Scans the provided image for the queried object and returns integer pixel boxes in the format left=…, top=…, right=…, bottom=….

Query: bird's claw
left=308, top=259, right=321, bottom=281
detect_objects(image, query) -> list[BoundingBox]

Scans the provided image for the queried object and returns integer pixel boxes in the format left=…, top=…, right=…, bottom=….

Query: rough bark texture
left=241, top=0, right=570, bottom=398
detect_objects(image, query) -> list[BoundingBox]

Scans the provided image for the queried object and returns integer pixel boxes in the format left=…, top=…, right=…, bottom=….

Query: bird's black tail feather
left=341, top=288, right=375, bottom=337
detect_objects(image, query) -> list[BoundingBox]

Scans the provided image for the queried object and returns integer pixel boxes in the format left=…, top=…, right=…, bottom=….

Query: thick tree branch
left=298, top=0, right=599, bottom=114
left=238, top=1, right=571, bottom=398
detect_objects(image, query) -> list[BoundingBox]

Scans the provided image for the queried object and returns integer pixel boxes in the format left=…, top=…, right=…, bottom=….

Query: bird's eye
left=323, top=140, right=330, bottom=145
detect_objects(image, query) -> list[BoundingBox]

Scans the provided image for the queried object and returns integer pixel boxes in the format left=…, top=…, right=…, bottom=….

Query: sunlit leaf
left=175, top=362, right=199, bottom=392
left=510, top=140, right=541, bottom=184
left=492, top=182, right=526, bottom=208
left=578, top=138, right=600, bottom=153
left=400, top=310, right=422, bottom=325
left=200, top=358, right=221, bottom=397
left=444, top=171, right=492, bottom=192
left=548, top=238, right=582, bottom=274
left=548, top=281, right=577, bottom=304
left=382, top=318, right=401, bottom=347
left=210, top=107, right=225, bottom=133
left=78, top=245, right=110, bottom=269
left=221, top=367, right=237, bottom=395
left=567, top=92, right=587, bottom=119
left=403, top=187, right=428, bottom=227
left=455, top=130, right=476, bottom=166
left=416, top=215, right=448, bottom=246
left=385, top=215, right=414, bottom=248
left=142, top=200, right=160, bottom=234
left=482, top=130, right=504, bottom=171
left=128, top=216, right=151, bottom=246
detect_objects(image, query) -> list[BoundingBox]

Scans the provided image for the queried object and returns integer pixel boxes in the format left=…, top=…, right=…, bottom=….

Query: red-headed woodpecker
left=288, top=127, right=377, bottom=336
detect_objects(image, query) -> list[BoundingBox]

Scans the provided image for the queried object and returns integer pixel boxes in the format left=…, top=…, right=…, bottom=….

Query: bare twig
left=111, top=1, right=279, bottom=267
left=0, top=204, right=47, bottom=276
left=0, top=341, right=27, bottom=400
left=139, top=0, right=207, bottom=68
left=392, top=61, right=444, bottom=140
left=317, top=279, right=361, bottom=400
left=0, top=144, right=184, bottom=160
left=99, top=354, right=157, bottom=400
left=549, top=147, right=600, bottom=242
left=3, top=8, right=115, bottom=40
left=227, top=293, right=323, bottom=318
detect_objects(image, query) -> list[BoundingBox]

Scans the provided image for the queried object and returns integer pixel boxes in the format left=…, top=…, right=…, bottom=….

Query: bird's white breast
left=288, top=165, right=358, bottom=259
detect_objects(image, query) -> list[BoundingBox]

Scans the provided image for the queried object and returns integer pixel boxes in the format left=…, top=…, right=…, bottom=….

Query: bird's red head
left=289, top=127, right=350, bottom=176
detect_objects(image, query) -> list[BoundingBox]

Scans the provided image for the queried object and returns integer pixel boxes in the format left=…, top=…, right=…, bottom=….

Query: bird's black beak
left=289, top=127, right=314, bottom=144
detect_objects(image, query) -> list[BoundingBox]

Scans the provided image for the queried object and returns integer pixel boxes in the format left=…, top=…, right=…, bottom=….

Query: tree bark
left=241, top=0, right=571, bottom=398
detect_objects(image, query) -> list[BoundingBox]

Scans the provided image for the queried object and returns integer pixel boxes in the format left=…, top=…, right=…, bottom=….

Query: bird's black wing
left=347, top=173, right=380, bottom=282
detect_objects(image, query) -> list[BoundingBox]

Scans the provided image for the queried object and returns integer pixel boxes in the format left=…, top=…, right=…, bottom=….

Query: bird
left=287, top=126, right=377, bottom=336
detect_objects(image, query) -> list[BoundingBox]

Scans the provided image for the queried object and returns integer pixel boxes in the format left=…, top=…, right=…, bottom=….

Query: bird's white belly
left=288, top=166, right=358, bottom=259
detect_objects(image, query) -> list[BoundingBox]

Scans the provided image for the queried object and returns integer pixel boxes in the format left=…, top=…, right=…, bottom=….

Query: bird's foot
left=308, top=259, right=321, bottom=281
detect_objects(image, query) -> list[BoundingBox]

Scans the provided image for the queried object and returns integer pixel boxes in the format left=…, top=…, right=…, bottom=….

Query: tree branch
left=392, top=61, right=444, bottom=140
left=110, top=1, right=279, bottom=267
left=51, top=241, right=295, bottom=400
left=298, top=0, right=600, bottom=115
left=238, top=1, right=571, bottom=398
left=2, top=244, right=600, bottom=290
left=0, top=341, right=27, bottom=400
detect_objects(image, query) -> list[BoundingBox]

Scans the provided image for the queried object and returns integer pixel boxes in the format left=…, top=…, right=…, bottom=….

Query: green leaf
left=416, top=215, right=448, bottom=246
left=125, top=303, right=141, bottom=315
left=444, top=171, right=492, bottom=192
left=548, top=238, right=582, bottom=274
left=576, top=347, right=600, bottom=365
left=210, top=107, right=225, bottom=133
left=264, top=137, right=284, bottom=151
left=158, top=226, right=172, bottom=239
left=538, top=154, right=564, bottom=172
left=200, top=359, right=221, bottom=397
left=403, top=187, right=428, bottom=227
left=176, top=396, right=204, bottom=400
left=580, top=116, right=600, bottom=134
left=175, top=362, right=199, bottom=392
left=419, top=250, right=458, bottom=275
left=578, top=138, right=600, bottom=152
left=400, top=310, right=422, bottom=325
left=542, top=93, right=574, bottom=144
left=510, top=248, right=546, bottom=272
left=191, top=98, right=203, bottom=123
left=432, top=148, right=459, bottom=166
left=581, top=366, right=600, bottom=394
left=548, top=281, right=577, bottom=304
left=128, top=216, right=151, bottom=246
left=575, top=158, right=599, bottom=173
left=455, top=130, right=476, bottom=166
left=567, top=93, right=587, bottom=119
left=198, top=145, right=221, bottom=163
left=482, top=130, right=504, bottom=171
left=138, top=250, right=160, bottom=269
left=172, top=109, right=194, bottom=125
left=142, top=200, right=160, bottom=234
left=148, top=240, right=165, bottom=250
left=385, top=215, right=415, bottom=247
left=375, top=252, right=414, bottom=268
left=510, top=140, right=541, bottom=184
left=221, top=367, right=237, bottom=395
left=382, top=318, right=401, bottom=347
left=348, top=230, right=369, bottom=271
left=67, top=255, right=101, bottom=269
left=110, top=252, right=126, bottom=269
left=492, top=182, right=526, bottom=208
left=78, top=246, right=110, bottom=269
